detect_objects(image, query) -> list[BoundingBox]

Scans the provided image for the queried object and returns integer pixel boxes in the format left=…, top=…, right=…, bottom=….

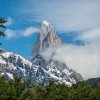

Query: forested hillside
left=0, top=76, right=100, bottom=100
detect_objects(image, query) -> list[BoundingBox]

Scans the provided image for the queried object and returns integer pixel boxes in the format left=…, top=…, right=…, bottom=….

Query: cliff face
left=32, top=20, right=62, bottom=57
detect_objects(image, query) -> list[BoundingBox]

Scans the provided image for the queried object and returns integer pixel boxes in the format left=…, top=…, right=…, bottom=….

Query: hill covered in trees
left=0, top=76, right=100, bottom=100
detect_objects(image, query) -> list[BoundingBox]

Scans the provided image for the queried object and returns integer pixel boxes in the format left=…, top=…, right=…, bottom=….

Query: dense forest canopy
left=0, top=76, right=100, bottom=100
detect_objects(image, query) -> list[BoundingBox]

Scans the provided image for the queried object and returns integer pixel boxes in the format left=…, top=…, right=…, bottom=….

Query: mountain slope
left=0, top=51, right=83, bottom=86
left=32, top=55, right=83, bottom=85
left=86, top=78, right=100, bottom=88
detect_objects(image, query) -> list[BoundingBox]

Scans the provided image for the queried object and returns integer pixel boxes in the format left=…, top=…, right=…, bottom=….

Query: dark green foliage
left=0, top=31, right=5, bottom=36
left=0, top=25, right=6, bottom=28
left=0, top=17, right=6, bottom=45
left=0, top=76, right=27, bottom=100
left=0, top=76, right=100, bottom=100
left=0, top=17, right=7, bottom=24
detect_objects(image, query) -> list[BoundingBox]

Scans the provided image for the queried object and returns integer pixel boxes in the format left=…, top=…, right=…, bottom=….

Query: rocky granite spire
left=32, top=20, right=62, bottom=57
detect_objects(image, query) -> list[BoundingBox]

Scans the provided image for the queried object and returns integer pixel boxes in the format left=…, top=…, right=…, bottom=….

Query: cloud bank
left=79, top=27, right=100, bottom=42
left=42, top=27, right=100, bottom=79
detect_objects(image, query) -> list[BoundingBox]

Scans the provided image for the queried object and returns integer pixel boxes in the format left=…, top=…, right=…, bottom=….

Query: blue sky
left=0, top=0, right=100, bottom=59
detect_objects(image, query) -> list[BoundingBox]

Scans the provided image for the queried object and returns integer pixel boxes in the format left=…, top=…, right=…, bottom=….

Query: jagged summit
left=32, top=20, right=62, bottom=57
left=42, top=20, right=50, bottom=26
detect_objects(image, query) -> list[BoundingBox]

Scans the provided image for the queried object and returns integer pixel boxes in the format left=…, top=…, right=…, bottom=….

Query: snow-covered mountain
left=31, top=20, right=83, bottom=85
left=0, top=20, right=83, bottom=86
left=0, top=51, right=83, bottom=86
left=31, top=55, right=83, bottom=85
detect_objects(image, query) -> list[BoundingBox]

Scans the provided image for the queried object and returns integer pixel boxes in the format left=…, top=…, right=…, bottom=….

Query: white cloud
left=78, top=27, right=100, bottom=42
left=5, top=29, right=16, bottom=39
left=42, top=43, right=100, bottom=79
left=5, top=27, right=39, bottom=39
left=23, top=27, right=39, bottom=37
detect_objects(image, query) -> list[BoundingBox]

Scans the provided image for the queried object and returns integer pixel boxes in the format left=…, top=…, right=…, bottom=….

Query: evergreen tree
left=0, top=17, right=6, bottom=45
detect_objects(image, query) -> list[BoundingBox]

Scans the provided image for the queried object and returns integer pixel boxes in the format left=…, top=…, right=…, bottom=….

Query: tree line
left=0, top=76, right=100, bottom=100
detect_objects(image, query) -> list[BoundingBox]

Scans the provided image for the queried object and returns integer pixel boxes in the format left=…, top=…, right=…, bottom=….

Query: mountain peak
left=42, top=20, right=50, bottom=26
left=32, top=21, right=62, bottom=57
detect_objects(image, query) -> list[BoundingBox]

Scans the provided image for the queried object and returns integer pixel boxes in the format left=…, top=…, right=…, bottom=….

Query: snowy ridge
left=31, top=55, right=83, bottom=86
left=0, top=51, right=83, bottom=86
left=1, top=52, right=32, bottom=65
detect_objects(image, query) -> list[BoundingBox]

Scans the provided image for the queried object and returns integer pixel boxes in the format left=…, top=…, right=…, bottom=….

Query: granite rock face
left=32, top=20, right=62, bottom=57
